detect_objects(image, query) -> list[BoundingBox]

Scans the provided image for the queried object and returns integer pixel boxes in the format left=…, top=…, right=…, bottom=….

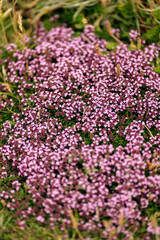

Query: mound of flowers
left=0, top=23, right=160, bottom=239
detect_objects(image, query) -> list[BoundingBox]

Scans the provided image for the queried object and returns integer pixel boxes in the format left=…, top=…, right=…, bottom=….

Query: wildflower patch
left=0, top=24, right=160, bottom=238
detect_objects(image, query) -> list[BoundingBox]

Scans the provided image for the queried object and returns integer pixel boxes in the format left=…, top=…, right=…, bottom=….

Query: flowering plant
left=0, top=24, right=160, bottom=239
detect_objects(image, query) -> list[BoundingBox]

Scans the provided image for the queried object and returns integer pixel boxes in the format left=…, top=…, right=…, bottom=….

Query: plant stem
left=0, top=19, right=8, bottom=44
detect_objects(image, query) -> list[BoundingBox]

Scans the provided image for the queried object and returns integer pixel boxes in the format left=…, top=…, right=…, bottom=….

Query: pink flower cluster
left=129, top=29, right=139, bottom=41
left=49, top=14, right=59, bottom=22
left=0, top=24, right=160, bottom=238
left=112, top=28, right=120, bottom=38
left=129, top=29, right=145, bottom=44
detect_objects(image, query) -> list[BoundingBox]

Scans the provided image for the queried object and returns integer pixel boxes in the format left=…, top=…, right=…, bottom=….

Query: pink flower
left=36, top=215, right=45, bottom=223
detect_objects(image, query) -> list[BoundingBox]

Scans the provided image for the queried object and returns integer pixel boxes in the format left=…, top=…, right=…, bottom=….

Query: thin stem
left=131, top=0, right=140, bottom=33
left=105, top=21, right=124, bottom=45
left=12, top=0, right=17, bottom=34
left=5, top=0, right=16, bottom=33
left=6, top=107, right=14, bottom=113
left=144, top=123, right=154, bottom=138
left=0, top=19, right=8, bottom=44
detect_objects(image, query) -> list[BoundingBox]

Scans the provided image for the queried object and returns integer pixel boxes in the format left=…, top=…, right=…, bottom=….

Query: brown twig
left=105, top=21, right=124, bottom=45
left=144, top=124, right=154, bottom=138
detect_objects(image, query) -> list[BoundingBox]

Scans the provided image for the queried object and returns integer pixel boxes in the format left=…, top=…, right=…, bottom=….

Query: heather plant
left=0, top=21, right=160, bottom=239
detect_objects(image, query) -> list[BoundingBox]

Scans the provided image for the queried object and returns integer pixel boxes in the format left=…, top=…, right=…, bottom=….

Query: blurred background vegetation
left=0, top=0, right=160, bottom=47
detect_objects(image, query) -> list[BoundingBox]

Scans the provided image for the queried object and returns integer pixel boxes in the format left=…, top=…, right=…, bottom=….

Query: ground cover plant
left=0, top=17, right=160, bottom=239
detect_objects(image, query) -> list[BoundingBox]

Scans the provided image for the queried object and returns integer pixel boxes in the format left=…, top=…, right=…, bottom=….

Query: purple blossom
left=0, top=22, right=160, bottom=238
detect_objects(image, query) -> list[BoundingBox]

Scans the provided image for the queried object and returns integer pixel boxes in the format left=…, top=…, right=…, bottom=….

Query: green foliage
left=153, top=66, right=160, bottom=73
left=111, top=1, right=137, bottom=38
left=106, top=41, right=118, bottom=50
left=79, top=131, right=93, bottom=145
left=142, top=25, right=160, bottom=44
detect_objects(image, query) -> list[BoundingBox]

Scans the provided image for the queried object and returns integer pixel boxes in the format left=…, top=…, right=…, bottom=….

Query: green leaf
left=142, top=25, right=160, bottom=44
left=153, top=66, right=160, bottom=73
left=106, top=42, right=118, bottom=50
